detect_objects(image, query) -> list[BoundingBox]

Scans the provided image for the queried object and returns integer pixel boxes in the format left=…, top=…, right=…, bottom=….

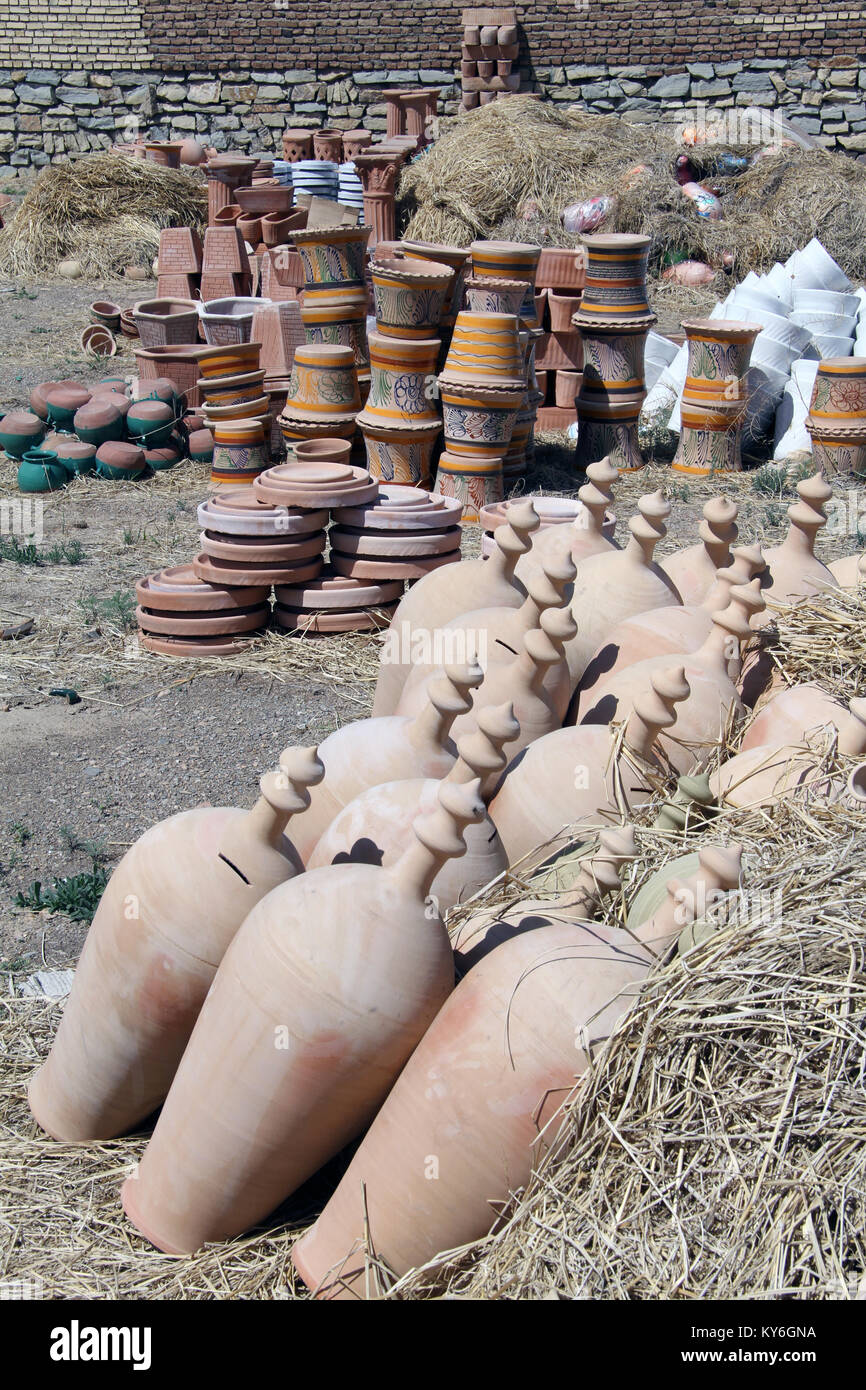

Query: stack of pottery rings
left=806, top=356, right=866, bottom=479
left=355, top=332, right=443, bottom=488
left=672, top=319, right=760, bottom=476
left=327, top=483, right=463, bottom=582
left=273, top=572, right=403, bottom=634
left=572, top=233, right=656, bottom=474
left=254, top=460, right=379, bottom=510
left=136, top=564, right=270, bottom=657
left=194, top=491, right=328, bottom=587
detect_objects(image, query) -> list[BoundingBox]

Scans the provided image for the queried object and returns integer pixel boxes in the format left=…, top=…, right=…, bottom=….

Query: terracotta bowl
left=80, top=324, right=118, bottom=357
left=96, top=440, right=147, bottom=480
left=44, top=384, right=92, bottom=429
left=90, top=300, right=122, bottom=330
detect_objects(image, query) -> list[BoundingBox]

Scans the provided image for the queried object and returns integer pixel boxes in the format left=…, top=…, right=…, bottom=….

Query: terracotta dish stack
left=135, top=563, right=271, bottom=658
left=195, top=491, right=327, bottom=589
left=460, top=6, right=521, bottom=111
left=328, top=483, right=464, bottom=585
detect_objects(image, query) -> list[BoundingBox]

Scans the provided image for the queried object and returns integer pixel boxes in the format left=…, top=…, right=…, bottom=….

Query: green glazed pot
left=17, top=450, right=70, bottom=492
left=54, top=439, right=98, bottom=475
left=0, top=411, right=46, bottom=458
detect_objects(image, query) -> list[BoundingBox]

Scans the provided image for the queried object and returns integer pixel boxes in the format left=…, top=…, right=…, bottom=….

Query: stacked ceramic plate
left=136, top=564, right=270, bottom=657
left=291, top=160, right=338, bottom=205
left=254, top=460, right=379, bottom=508
left=195, top=491, right=327, bottom=586
left=271, top=160, right=293, bottom=188
left=274, top=570, right=402, bottom=634
left=328, top=484, right=463, bottom=581
left=337, top=162, right=364, bottom=211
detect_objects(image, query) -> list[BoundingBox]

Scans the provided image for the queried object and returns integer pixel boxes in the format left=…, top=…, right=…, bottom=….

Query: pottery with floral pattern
left=433, top=449, right=504, bottom=521
left=401, top=241, right=471, bottom=322
left=291, top=226, right=370, bottom=305
left=285, top=344, right=361, bottom=422
left=358, top=419, right=442, bottom=488
left=438, top=379, right=522, bottom=460
left=356, top=332, right=441, bottom=430
left=681, top=319, right=761, bottom=405
left=370, top=256, right=454, bottom=339
left=673, top=399, right=748, bottom=475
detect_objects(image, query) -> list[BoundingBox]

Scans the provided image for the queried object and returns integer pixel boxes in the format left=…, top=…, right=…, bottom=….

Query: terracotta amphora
left=514, top=456, right=620, bottom=588
left=758, top=472, right=838, bottom=620
left=661, top=496, right=739, bottom=605
left=562, top=491, right=682, bottom=687
left=292, top=845, right=741, bottom=1297
left=371, top=500, right=539, bottom=717
left=489, top=666, right=691, bottom=866
left=28, top=749, right=325, bottom=1141
left=578, top=581, right=766, bottom=773
left=121, top=781, right=486, bottom=1254
left=740, top=685, right=866, bottom=757
left=287, top=664, right=483, bottom=863
left=577, top=545, right=765, bottom=714
left=307, top=703, right=519, bottom=908
left=451, top=825, right=637, bottom=971
left=392, top=554, right=576, bottom=723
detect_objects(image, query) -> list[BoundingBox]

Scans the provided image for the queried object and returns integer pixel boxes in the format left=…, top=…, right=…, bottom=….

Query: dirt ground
left=0, top=267, right=860, bottom=977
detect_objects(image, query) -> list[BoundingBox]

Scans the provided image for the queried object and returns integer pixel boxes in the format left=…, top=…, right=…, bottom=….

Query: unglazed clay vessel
left=28, top=749, right=325, bottom=1141
left=392, top=555, right=577, bottom=723
left=307, top=703, right=519, bottom=907
left=759, top=472, right=838, bottom=618
left=514, top=456, right=620, bottom=588
left=577, top=545, right=765, bottom=711
left=740, top=685, right=866, bottom=757
left=122, top=781, right=486, bottom=1254
left=451, top=825, right=637, bottom=971
left=563, top=491, right=682, bottom=686
left=828, top=552, right=866, bottom=588
left=579, top=581, right=766, bottom=773
left=660, top=496, right=739, bottom=605
left=489, top=666, right=692, bottom=866
left=292, top=845, right=742, bottom=1297
left=287, top=664, right=483, bottom=863
left=371, top=500, right=539, bottom=717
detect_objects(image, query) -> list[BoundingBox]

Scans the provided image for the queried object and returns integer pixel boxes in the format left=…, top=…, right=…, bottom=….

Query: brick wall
left=1, top=0, right=866, bottom=171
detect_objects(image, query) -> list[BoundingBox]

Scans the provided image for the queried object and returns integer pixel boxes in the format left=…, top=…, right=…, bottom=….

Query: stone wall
left=1, top=0, right=866, bottom=173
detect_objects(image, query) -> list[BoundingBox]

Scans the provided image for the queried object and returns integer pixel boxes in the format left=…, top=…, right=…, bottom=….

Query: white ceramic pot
left=750, top=334, right=800, bottom=375
left=790, top=309, right=856, bottom=337
left=726, top=303, right=811, bottom=353
left=645, top=330, right=678, bottom=368
left=792, top=288, right=861, bottom=317
left=813, top=332, right=855, bottom=359
left=763, top=262, right=794, bottom=308
left=728, top=285, right=788, bottom=319
left=773, top=361, right=819, bottom=459
left=787, top=238, right=851, bottom=293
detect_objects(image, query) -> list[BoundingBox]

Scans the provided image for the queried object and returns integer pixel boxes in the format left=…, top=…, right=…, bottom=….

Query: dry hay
left=0, top=153, right=206, bottom=279
left=401, top=101, right=866, bottom=285
left=767, top=583, right=866, bottom=702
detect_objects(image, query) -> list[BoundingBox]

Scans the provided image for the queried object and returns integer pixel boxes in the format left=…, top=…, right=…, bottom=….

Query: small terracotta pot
left=294, top=438, right=353, bottom=468
left=80, top=324, right=117, bottom=357
left=341, top=129, right=373, bottom=160
left=371, top=256, right=454, bottom=339
left=438, top=379, right=522, bottom=460
left=358, top=418, right=441, bottom=489
left=313, top=128, right=344, bottom=162
left=90, top=300, right=122, bottom=331
left=214, top=204, right=242, bottom=226
left=126, top=399, right=176, bottom=448
left=198, top=342, right=262, bottom=379
left=133, top=299, right=200, bottom=349
left=547, top=289, right=582, bottom=333
left=237, top=216, right=262, bottom=247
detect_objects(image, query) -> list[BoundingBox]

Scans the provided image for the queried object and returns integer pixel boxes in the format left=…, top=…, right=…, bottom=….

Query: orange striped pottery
left=370, top=256, right=454, bottom=338
left=808, top=356, right=866, bottom=424
left=681, top=320, right=760, bottom=405
left=291, top=226, right=371, bottom=303
left=439, top=379, right=522, bottom=460
left=672, top=398, right=746, bottom=476
left=203, top=395, right=271, bottom=422
left=469, top=240, right=542, bottom=330
left=358, top=419, right=441, bottom=488
left=356, top=332, right=441, bottom=430
left=198, top=342, right=262, bottom=378
left=433, top=450, right=504, bottom=523
left=198, top=369, right=267, bottom=405
left=300, top=291, right=370, bottom=377
left=401, top=241, right=470, bottom=321
left=210, top=415, right=271, bottom=485
left=440, top=310, right=525, bottom=389
left=573, top=233, right=652, bottom=323
left=286, top=344, right=361, bottom=421
left=805, top=420, right=866, bottom=479
left=277, top=413, right=358, bottom=454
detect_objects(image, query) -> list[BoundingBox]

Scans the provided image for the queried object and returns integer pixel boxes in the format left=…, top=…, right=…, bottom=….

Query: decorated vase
left=370, top=256, right=454, bottom=339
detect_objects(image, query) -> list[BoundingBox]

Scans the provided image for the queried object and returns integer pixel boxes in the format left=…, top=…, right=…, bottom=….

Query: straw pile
left=400, top=100, right=866, bottom=283
left=0, top=152, right=206, bottom=278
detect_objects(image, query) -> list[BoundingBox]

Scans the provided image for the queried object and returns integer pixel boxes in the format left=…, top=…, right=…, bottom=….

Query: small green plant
left=763, top=502, right=787, bottom=528
left=12, top=287, right=37, bottom=301
left=9, top=821, right=30, bottom=846
left=43, top=539, right=85, bottom=566
left=15, top=865, right=109, bottom=923
left=752, top=464, right=789, bottom=499
left=0, top=536, right=41, bottom=564
left=60, top=825, right=109, bottom=866
left=78, top=589, right=137, bottom=633
left=667, top=481, right=691, bottom=502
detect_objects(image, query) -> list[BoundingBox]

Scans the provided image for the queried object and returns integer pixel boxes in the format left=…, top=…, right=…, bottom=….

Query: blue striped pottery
left=370, top=256, right=453, bottom=339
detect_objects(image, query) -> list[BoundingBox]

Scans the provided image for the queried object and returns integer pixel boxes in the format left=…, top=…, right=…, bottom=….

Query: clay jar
left=371, top=500, right=540, bottom=716
left=29, top=748, right=325, bottom=1141
left=469, top=240, right=542, bottom=330
left=515, top=457, right=620, bottom=587
left=121, top=781, right=485, bottom=1255
left=402, top=241, right=471, bottom=322
left=760, top=472, right=838, bottom=613
left=96, top=441, right=147, bottom=481
left=742, top=684, right=866, bottom=757
left=293, top=845, right=741, bottom=1297
left=291, top=225, right=371, bottom=303
left=433, top=450, right=504, bottom=522
left=286, top=344, right=361, bottom=421
left=44, top=384, right=92, bottom=430
left=574, top=321, right=651, bottom=475
left=126, top=399, right=176, bottom=449
left=370, top=256, right=454, bottom=338
left=661, top=496, right=740, bottom=605
left=463, top=276, right=526, bottom=316
left=562, top=491, right=682, bottom=686
left=0, top=411, right=46, bottom=458
left=440, top=310, right=525, bottom=388
left=576, top=233, right=652, bottom=322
